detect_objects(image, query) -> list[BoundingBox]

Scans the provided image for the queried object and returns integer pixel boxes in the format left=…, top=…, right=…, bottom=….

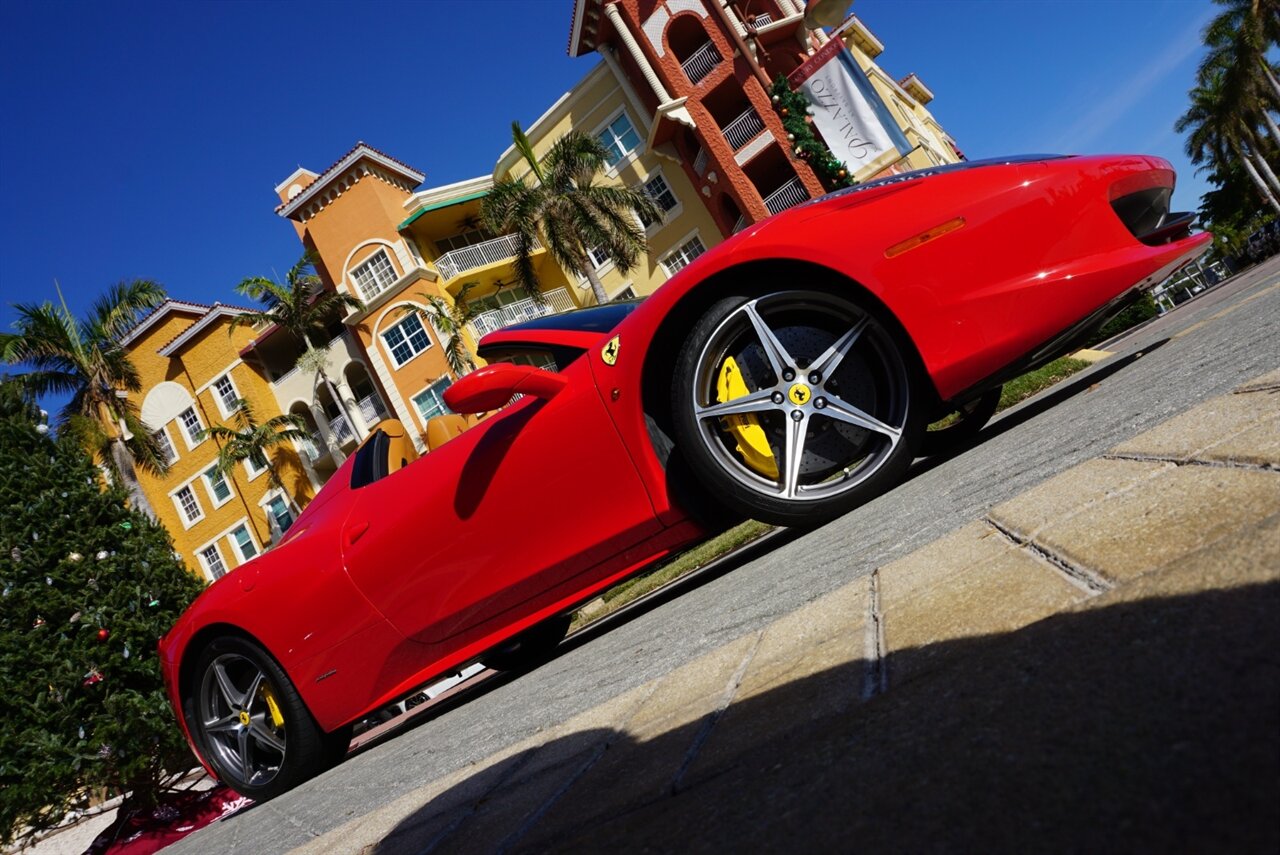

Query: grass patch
left=574, top=355, right=1093, bottom=632
left=570, top=519, right=773, bottom=631
left=996, top=356, right=1092, bottom=413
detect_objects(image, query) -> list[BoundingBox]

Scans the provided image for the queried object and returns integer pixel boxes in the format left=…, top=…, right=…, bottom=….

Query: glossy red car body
left=159, top=155, right=1210, bottom=782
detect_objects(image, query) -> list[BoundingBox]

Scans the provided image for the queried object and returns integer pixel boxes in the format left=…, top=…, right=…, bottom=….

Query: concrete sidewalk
left=296, top=368, right=1279, bottom=854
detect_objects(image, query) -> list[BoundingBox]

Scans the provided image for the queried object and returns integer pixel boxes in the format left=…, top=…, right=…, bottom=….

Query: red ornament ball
left=837, top=169, right=847, bottom=178
left=97, top=628, right=110, bottom=642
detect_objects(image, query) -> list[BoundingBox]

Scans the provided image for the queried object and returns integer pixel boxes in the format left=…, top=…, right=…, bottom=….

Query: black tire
left=483, top=615, right=572, bottom=672
left=671, top=290, right=922, bottom=527
left=183, top=635, right=338, bottom=800
left=919, top=387, right=1002, bottom=457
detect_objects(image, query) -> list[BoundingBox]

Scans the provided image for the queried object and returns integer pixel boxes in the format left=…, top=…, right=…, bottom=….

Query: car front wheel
left=671, top=290, right=921, bottom=526
left=185, top=635, right=345, bottom=800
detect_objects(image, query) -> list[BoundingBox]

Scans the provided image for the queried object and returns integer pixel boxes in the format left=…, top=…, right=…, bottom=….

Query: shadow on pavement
left=373, top=579, right=1278, bottom=854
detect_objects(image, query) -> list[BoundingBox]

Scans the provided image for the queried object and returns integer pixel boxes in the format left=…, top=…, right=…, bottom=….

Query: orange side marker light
left=884, top=217, right=966, bottom=258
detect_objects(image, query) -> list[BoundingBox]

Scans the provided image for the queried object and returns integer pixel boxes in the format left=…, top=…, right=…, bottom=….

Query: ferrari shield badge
left=601, top=335, right=621, bottom=366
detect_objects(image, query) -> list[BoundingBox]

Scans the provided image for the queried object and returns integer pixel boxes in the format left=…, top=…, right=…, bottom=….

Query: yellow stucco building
left=119, top=300, right=317, bottom=582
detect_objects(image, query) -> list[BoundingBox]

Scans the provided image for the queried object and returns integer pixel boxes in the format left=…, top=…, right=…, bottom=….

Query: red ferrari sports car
left=159, top=154, right=1210, bottom=799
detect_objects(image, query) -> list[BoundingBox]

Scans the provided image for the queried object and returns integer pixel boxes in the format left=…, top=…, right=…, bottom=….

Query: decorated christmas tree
left=0, top=382, right=205, bottom=846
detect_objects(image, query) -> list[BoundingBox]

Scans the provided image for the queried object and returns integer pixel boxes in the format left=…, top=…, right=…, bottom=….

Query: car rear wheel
left=185, top=636, right=344, bottom=800
left=671, top=290, right=922, bottom=527
left=920, top=387, right=1002, bottom=457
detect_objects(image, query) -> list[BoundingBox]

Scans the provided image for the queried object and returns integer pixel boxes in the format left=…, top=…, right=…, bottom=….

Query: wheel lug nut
left=809, top=372, right=821, bottom=384
left=771, top=391, right=785, bottom=404
left=782, top=369, right=795, bottom=381
left=790, top=410, right=803, bottom=422
left=814, top=398, right=826, bottom=409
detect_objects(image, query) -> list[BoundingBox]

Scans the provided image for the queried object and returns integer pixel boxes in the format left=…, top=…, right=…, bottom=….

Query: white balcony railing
left=434, top=233, right=540, bottom=281
left=328, top=414, right=355, bottom=447
left=303, top=433, right=324, bottom=463
left=763, top=177, right=808, bottom=216
left=357, top=393, right=388, bottom=426
left=680, top=40, right=721, bottom=85
left=722, top=108, right=766, bottom=151
left=467, top=287, right=576, bottom=339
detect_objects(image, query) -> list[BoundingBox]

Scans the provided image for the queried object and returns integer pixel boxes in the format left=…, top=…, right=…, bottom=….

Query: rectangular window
left=200, top=545, right=227, bottom=580
left=612, top=286, right=638, bottom=302
left=661, top=235, right=707, bottom=275
left=230, top=524, right=258, bottom=562
left=640, top=173, right=678, bottom=226
left=597, top=113, right=640, bottom=166
left=153, top=427, right=177, bottom=465
left=175, top=485, right=202, bottom=524
left=177, top=407, right=204, bottom=447
left=586, top=245, right=610, bottom=269
left=244, top=452, right=267, bottom=479
left=382, top=313, right=433, bottom=368
left=413, top=377, right=455, bottom=423
left=351, top=249, right=398, bottom=301
left=212, top=375, right=239, bottom=415
left=266, top=496, right=293, bottom=535
left=204, top=466, right=232, bottom=505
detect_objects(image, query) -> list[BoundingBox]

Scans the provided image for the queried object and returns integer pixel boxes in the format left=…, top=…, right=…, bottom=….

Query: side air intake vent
left=1111, top=187, right=1195, bottom=246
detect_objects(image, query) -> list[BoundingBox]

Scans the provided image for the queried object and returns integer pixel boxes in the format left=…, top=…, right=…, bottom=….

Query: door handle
left=344, top=521, right=370, bottom=547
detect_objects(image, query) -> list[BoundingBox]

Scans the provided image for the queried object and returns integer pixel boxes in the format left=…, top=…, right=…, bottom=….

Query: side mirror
left=443, top=364, right=568, bottom=414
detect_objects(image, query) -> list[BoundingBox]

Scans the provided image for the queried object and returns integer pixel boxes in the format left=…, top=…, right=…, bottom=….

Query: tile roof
left=156, top=303, right=254, bottom=356
left=274, top=141, right=426, bottom=216
left=117, top=299, right=211, bottom=348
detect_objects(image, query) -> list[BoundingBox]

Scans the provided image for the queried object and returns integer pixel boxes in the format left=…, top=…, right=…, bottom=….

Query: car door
left=340, top=359, right=660, bottom=647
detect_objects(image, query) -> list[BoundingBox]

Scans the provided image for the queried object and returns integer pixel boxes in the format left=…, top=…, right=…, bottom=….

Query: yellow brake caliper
left=716, top=356, right=779, bottom=478
left=259, top=683, right=285, bottom=729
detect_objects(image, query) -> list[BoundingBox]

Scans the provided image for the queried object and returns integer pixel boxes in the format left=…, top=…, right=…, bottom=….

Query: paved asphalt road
left=175, top=258, right=1280, bottom=853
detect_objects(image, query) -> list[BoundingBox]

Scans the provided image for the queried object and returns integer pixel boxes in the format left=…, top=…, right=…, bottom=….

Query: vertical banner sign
left=786, top=18, right=912, bottom=171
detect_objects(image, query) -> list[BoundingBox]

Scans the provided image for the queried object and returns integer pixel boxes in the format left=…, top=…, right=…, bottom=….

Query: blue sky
left=1, top=0, right=1214, bottom=355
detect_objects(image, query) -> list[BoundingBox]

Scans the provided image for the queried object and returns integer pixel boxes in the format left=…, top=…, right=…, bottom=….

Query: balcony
left=722, top=108, right=766, bottom=151
left=328, top=414, right=355, bottom=447
left=357, top=393, right=389, bottom=427
left=680, top=41, right=722, bottom=86
left=468, top=287, right=576, bottom=339
left=434, top=233, right=541, bottom=281
left=763, top=177, right=808, bottom=216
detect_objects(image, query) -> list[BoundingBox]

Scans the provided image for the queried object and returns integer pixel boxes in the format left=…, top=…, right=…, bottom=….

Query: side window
left=351, top=249, right=398, bottom=301
left=660, top=234, right=707, bottom=275
left=412, top=377, right=455, bottom=423
left=597, top=113, right=640, bottom=166
left=382, top=313, right=433, bottom=368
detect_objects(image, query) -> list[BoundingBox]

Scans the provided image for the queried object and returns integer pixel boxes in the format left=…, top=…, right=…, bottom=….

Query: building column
left=336, top=377, right=371, bottom=438
left=605, top=2, right=671, bottom=103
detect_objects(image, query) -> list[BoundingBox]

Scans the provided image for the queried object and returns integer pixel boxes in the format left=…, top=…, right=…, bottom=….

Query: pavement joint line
left=669, top=630, right=764, bottom=794
left=1103, top=451, right=1280, bottom=474
left=494, top=741, right=611, bottom=855
left=862, top=569, right=887, bottom=701
left=1232, top=382, right=1280, bottom=395
left=983, top=516, right=1113, bottom=595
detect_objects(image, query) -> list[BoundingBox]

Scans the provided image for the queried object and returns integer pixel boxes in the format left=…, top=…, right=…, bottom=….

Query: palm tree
left=1178, top=72, right=1280, bottom=215
left=201, top=398, right=310, bottom=530
left=230, top=250, right=365, bottom=445
left=482, top=122, right=662, bottom=307
left=1, top=280, right=169, bottom=519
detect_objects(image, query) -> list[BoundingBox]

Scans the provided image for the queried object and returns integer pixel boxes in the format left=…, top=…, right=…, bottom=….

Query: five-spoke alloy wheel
left=672, top=290, right=921, bottom=526
left=186, top=636, right=346, bottom=800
